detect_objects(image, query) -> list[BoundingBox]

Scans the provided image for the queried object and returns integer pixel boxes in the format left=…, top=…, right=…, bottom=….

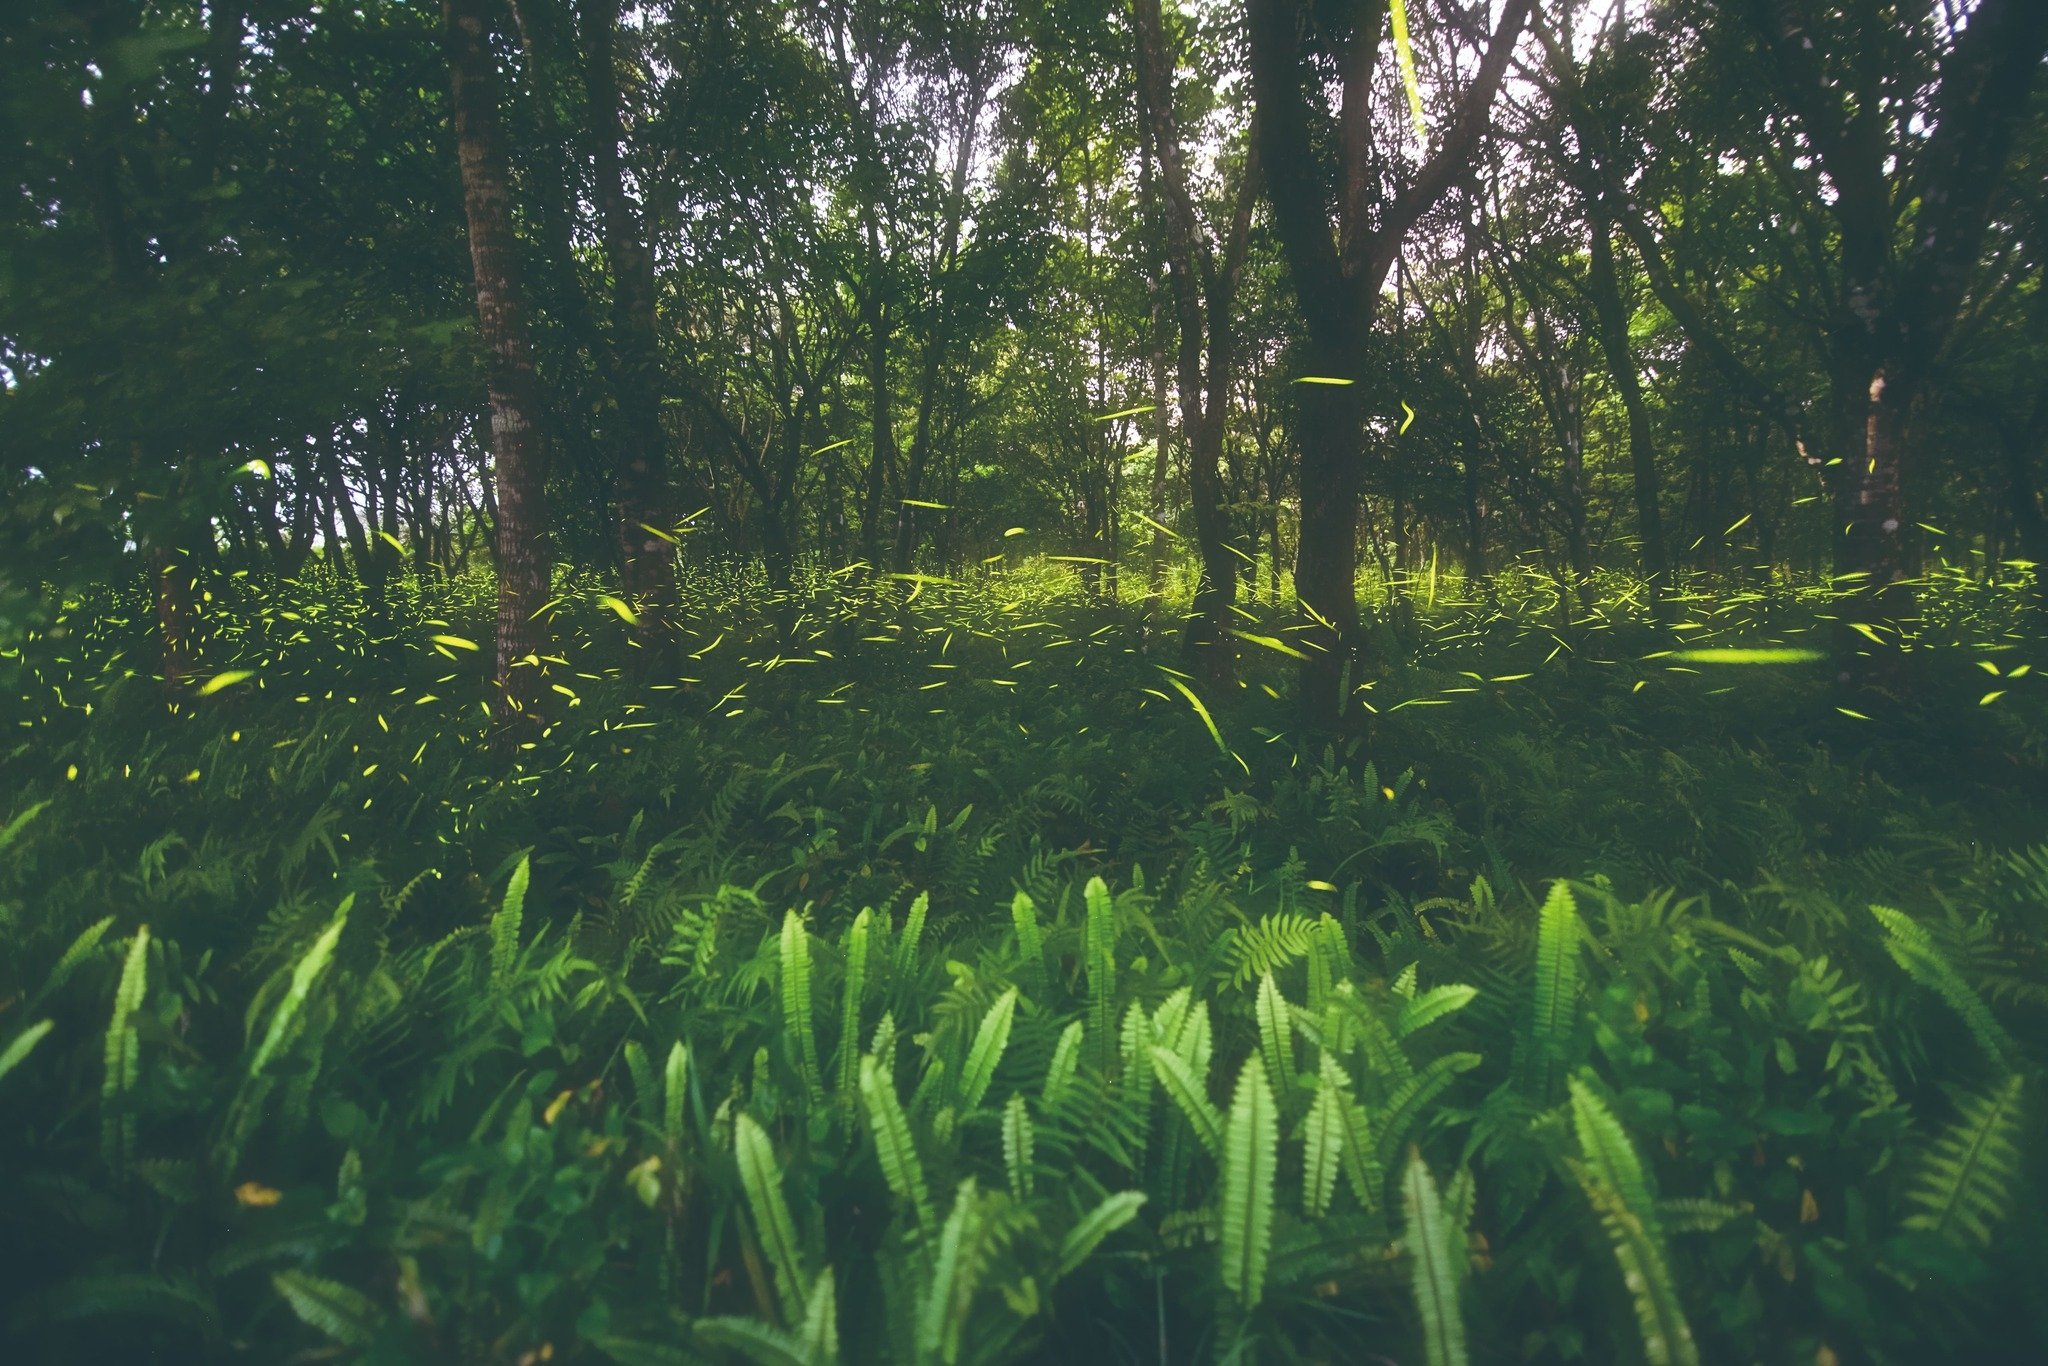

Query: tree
left=446, top=0, right=554, bottom=733
left=1247, top=0, right=1532, bottom=728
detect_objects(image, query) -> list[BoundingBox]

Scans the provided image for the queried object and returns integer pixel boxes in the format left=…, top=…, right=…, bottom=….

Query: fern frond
left=664, top=1042, right=690, bottom=1150
left=1220, top=1054, right=1278, bottom=1310
left=781, top=910, right=821, bottom=1102
left=272, top=1269, right=383, bottom=1347
left=1055, top=1191, right=1147, bottom=1281
left=30, top=914, right=114, bottom=1010
left=1902, top=1073, right=2025, bottom=1247
left=0, top=1018, right=54, bottom=1089
left=1870, top=905, right=2019, bottom=1070
left=736, top=1112, right=811, bottom=1324
left=1041, top=1020, right=1084, bottom=1111
left=1302, top=1052, right=1347, bottom=1218
left=1520, top=880, right=1582, bottom=1103
left=1148, top=1044, right=1222, bottom=1159
left=101, top=924, right=150, bottom=1171
left=837, top=909, right=872, bottom=1116
left=1401, top=1150, right=1468, bottom=1366
left=1256, top=971, right=1296, bottom=1091
left=1397, top=984, right=1478, bottom=1039
left=490, top=855, right=529, bottom=995
left=1085, top=876, right=1117, bottom=1071
left=1010, top=890, right=1046, bottom=995
left=957, top=986, right=1018, bottom=1112
left=1003, top=1093, right=1034, bottom=1197
left=860, top=1053, right=934, bottom=1234
left=1567, top=1077, right=1696, bottom=1366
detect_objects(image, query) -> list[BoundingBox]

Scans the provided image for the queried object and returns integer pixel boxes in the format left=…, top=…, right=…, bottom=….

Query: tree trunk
left=1586, top=214, right=1667, bottom=602
left=447, top=0, right=554, bottom=737
left=586, top=0, right=677, bottom=663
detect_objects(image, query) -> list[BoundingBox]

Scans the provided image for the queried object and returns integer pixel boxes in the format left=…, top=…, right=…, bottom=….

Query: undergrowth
left=0, top=560, right=2043, bottom=1362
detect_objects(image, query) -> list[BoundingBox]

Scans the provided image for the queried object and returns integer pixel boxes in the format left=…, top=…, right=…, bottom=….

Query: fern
left=1869, top=904, right=2019, bottom=1069
left=1256, top=971, right=1296, bottom=1091
left=1402, top=1150, right=1468, bottom=1366
left=1567, top=1077, right=1696, bottom=1366
left=664, top=1041, right=690, bottom=1150
left=1041, top=1020, right=1084, bottom=1111
left=1148, top=1045, right=1222, bottom=1159
left=1220, top=1053, right=1278, bottom=1310
left=1302, top=1052, right=1346, bottom=1218
left=101, top=924, right=150, bottom=1171
left=895, top=891, right=930, bottom=977
left=1010, top=889, right=1046, bottom=995
left=30, top=914, right=114, bottom=1010
left=0, top=1018, right=54, bottom=1089
left=1228, top=911, right=1315, bottom=987
left=1902, top=1073, right=2025, bottom=1247
left=956, top=986, right=1017, bottom=1112
left=1003, top=1093, right=1034, bottom=1197
left=860, top=1053, right=934, bottom=1234
left=249, top=896, right=350, bottom=1077
left=781, top=909, right=822, bottom=1102
left=272, top=1269, right=384, bottom=1347
left=837, top=908, right=872, bottom=1114
left=1520, top=880, right=1583, bottom=1103
left=1085, top=875, right=1116, bottom=1072
left=736, top=1112, right=811, bottom=1324
left=490, top=854, right=529, bottom=995
left=1397, top=984, right=1478, bottom=1039
left=1055, top=1191, right=1147, bottom=1281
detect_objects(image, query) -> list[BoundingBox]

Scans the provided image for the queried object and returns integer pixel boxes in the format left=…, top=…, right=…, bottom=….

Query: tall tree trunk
left=1249, top=0, right=1532, bottom=729
left=447, top=0, right=554, bottom=737
left=586, top=0, right=677, bottom=664
left=1132, top=0, right=1258, bottom=691
left=1586, top=212, right=1667, bottom=602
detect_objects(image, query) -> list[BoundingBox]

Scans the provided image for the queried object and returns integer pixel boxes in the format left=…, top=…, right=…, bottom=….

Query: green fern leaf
left=1085, top=876, right=1117, bottom=1071
left=1870, top=905, right=2019, bottom=1069
left=1148, top=1044, right=1222, bottom=1159
left=837, top=909, right=872, bottom=1116
left=1903, top=1073, right=2025, bottom=1247
left=1220, top=1054, right=1278, bottom=1310
left=781, top=910, right=822, bottom=1102
left=1568, top=1077, right=1696, bottom=1366
left=736, top=1112, right=810, bottom=1324
left=0, top=1018, right=54, bottom=1089
left=1010, top=890, right=1046, bottom=994
left=1256, top=971, right=1296, bottom=1091
left=101, top=924, right=150, bottom=1171
left=272, top=1269, right=383, bottom=1347
left=1041, top=1020, right=1084, bottom=1111
left=1401, top=1150, right=1468, bottom=1366
left=958, top=986, right=1018, bottom=1112
left=490, top=855, right=529, bottom=995
left=1302, top=1052, right=1347, bottom=1218
left=1003, top=1093, right=1035, bottom=1197
left=1520, top=880, right=1583, bottom=1103
left=860, top=1053, right=934, bottom=1234
left=1055, top=1191, right=1147, bottom=1280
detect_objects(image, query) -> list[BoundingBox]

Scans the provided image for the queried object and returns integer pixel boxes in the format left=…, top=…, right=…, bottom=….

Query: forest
left=2, top=0, right=2047, bottom=1360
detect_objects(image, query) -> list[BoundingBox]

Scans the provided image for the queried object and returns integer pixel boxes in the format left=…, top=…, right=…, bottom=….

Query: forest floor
left=1, top=560, right=2044, bottom=1363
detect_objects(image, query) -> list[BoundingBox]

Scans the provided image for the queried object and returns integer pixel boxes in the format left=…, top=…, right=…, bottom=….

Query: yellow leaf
left=431, top=634, right=480, bottom=651
left=235, top=1181, right=283, bottom=1207
left=598, top=596, right=639, bottom=624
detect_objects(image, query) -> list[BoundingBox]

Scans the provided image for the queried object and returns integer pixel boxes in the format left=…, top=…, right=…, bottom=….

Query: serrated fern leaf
left=1397, top=984, right=1478, bottom=1039
left=860, top=1054, right=934, bottom=1234
left=1256, top=971, right=1295, bottom=1091
left=1085, top=876, right=1117, bottom=1071
left=780, top=910, right=821, bottom=1102
left=736, top=1113, right=810, bottom=1324
left=1010, top=890, right=1046, bottom=994
left=1148, top=1044, right=1222, bottom=1159
left=1870, top=905, right=2019, bottom=1070
left=1402, top=1150, right=1468, bottom=1366
left=490, top=855, right=529, bottom=995
left=1, top=1018, right=54, bottom=1089
left=837, top=909, right=872, bottom=1117
left=957, top=986, right=1017, bottom=1112
left=1568, top=1078, right=1696, bottom=1366
left=272, top=1269, right=383, bottom=1347
left=1220, top=1054, right=1278, bottom=1310
left=1520, top=880, right=1583, bottom=1103
left=1003, top=1093, right=1034, bottom=1197
left=1903, top=1073, right=2025, bottom=1247
left=102, top=924, right=150, bottom=1171
left=1056, top=1191, right=1147, bottom=1280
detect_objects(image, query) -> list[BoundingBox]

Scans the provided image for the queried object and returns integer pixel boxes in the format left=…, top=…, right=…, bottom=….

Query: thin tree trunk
left=586, top=0, right=677, bottom=663
left=447, top=0, right=554, bottom=737
left=1586, top=212, right=1667, bottom=603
